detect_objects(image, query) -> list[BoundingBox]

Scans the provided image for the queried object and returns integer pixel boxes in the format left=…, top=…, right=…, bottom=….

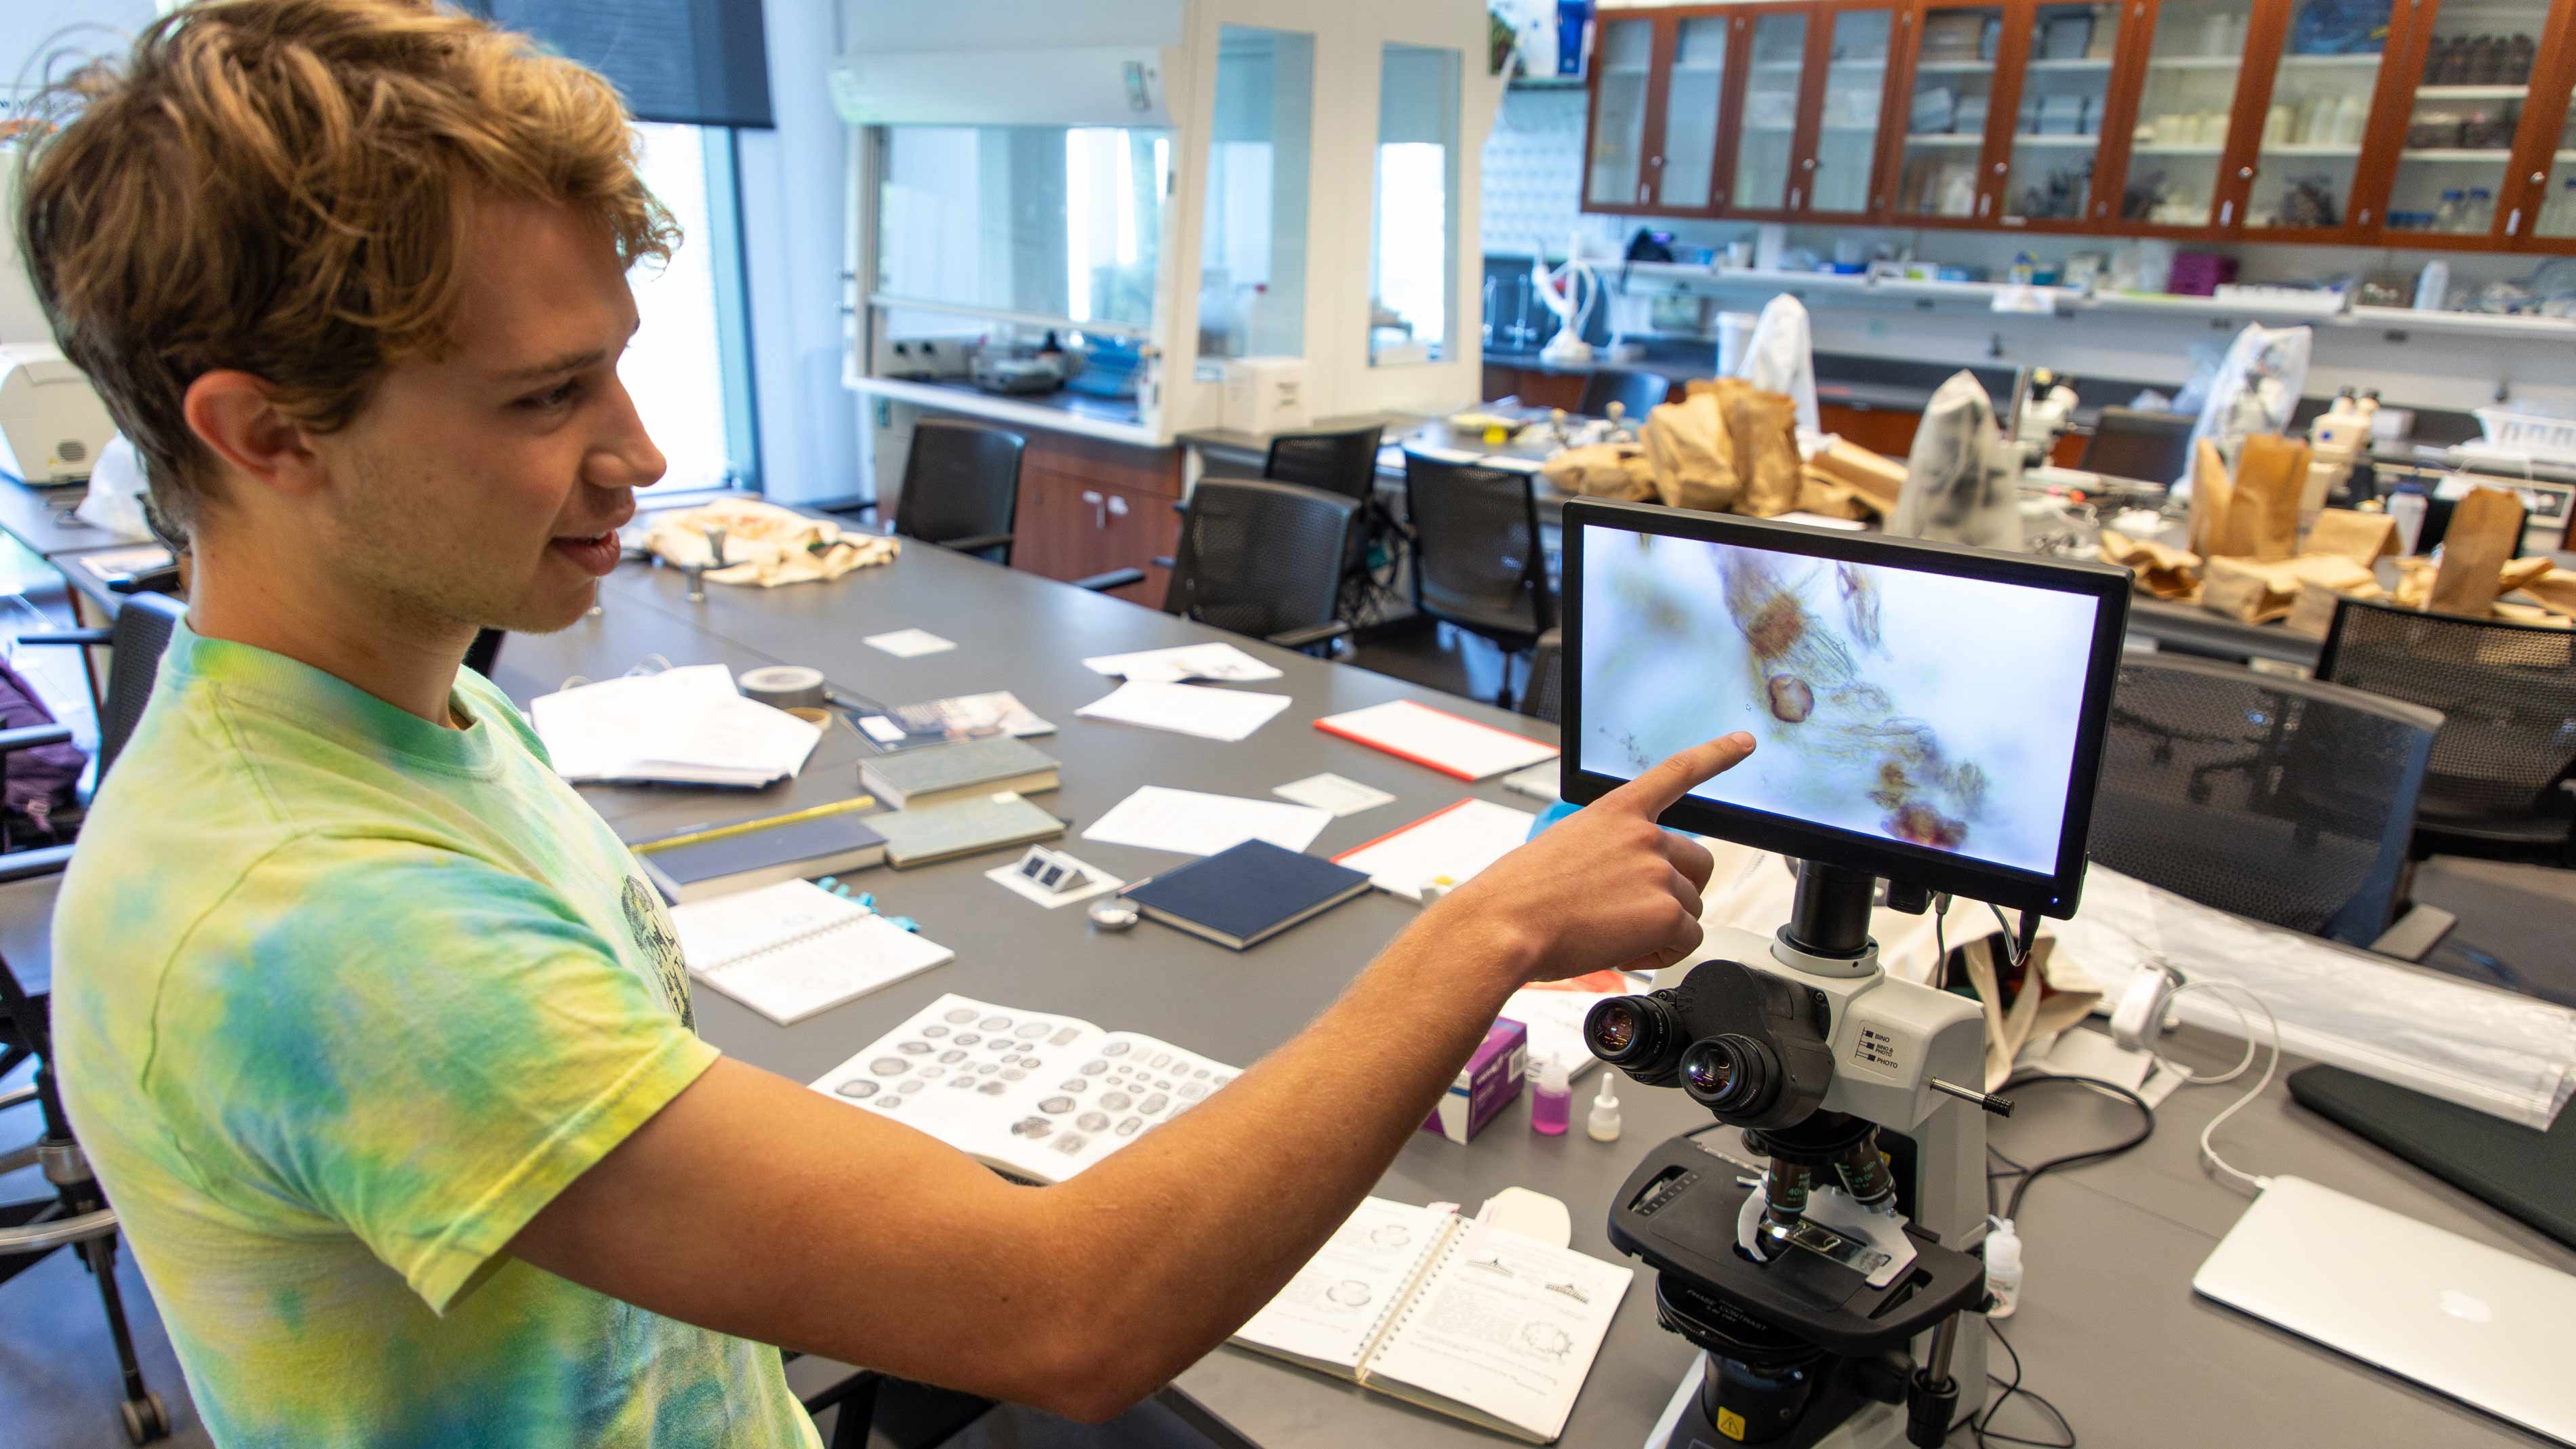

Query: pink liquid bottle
left=1531, top=1055, right=1573, bottom=1136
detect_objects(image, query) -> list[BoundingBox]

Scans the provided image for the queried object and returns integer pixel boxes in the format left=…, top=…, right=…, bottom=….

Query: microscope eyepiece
left=1679, top=1035, right=1779, bottom=1118
left=1585, top=994, right=1685, bottom=1075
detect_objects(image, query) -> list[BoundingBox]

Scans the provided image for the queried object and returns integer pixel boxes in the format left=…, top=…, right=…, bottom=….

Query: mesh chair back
left=2317, top=598, right=2576, bottom=841
left=2080, top=407, right=2196, bottom=485
left=1405, top=455, right=1553, bottom=644
left=1521, top=628, right=1565, bottom=724
left=2093, top=654, right=2440, bottom=946
left=98, top=592, right=187, bottom=781
left=893, top=420, right=1026, bottom=558
left=1577, top=369, right=1670, bottom=420
left=1263, top=426, right=1385, bottom=503
left=1164, top=478, right=1359, bottom=642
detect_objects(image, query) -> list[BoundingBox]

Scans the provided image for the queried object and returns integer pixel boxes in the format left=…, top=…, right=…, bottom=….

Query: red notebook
left=1313, top=700, right=1559, bottom=781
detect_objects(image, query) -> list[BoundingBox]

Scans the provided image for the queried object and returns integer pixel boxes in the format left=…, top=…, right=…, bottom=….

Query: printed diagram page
left=1362, top=1229, right=1634, bottom=1441
left=809, top=995, right=1107, bottom=1178
left=1234, top=1198, right=1457, bottom=1373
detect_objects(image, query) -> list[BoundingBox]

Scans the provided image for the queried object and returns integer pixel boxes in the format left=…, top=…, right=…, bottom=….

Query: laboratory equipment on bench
left=0, top=345, right=116, bottom=485
left=2009, top=367, right=2079, bottom=466
left=1531, top=239, right=1601, bottom=367
left=1560, top=500, right=2131, bottom=1448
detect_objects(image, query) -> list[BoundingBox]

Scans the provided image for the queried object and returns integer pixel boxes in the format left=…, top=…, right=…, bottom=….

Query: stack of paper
left=1077, top=681, right=1291, bottom=743
left=531, top=664, right=821, bottom=787
left=669, top=880, right=952, bottom=1025
left=1316, top=700, right=1559, bottom=781
left=1081, top=642, right=1283, bottom=684
left=1083, top=786, right=1331, bottom=857
left=1333, top=798, right=1538, bottom=901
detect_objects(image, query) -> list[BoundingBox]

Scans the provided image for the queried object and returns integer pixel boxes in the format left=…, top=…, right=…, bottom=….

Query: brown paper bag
left=1797, top=471, right=1885, bottom=521
left=1722, top=382, right=1801, bottom=518
left=1808, top=438, right=1906, bottom=513
left=2429, top=486, right=2527, bottom=618
left=2188, top=440, right=2232, bottom=561
left=2203, top=554, right=2376, bottom=624
left=2223, top=434, right=2310, bottom=561
left=1640, top=394, right=1739, bottom=511
left=2098, top=529, right=2202, bottom=599
left=2286, top=578, right=2387, bottom=639
left=2490, top=600, right=2574, bottom=629
left=2499, top=556, right=2556, bottom=594
left=1540, top=442, right=1657, bottom=502
left=2517, top=567, right=2576, bottom=617
left=2305, top=508, right=2400, bottom=568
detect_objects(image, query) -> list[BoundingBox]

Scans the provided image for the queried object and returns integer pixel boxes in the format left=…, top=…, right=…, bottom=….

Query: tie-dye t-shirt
left=52, top=623, right=820, bottom=1448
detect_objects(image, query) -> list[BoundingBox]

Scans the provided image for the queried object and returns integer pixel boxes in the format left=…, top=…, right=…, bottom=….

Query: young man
left=22, top=2, right=1752, bottom=1443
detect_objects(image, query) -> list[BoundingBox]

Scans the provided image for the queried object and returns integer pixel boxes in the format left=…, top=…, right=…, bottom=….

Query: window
left=1199, top=26, right=1313, bottom=367
left=1370, top=45, right=1460, bottom=367
left=876, top=123, right=1171, bottom=339
left=626, top=122, right=755, bottom=491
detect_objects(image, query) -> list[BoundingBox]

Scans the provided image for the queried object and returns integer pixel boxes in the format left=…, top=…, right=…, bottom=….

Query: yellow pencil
left=631, top=794, right=878, bottom=854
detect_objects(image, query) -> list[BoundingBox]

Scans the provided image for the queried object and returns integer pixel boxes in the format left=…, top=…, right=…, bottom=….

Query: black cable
left=1971, top=1322, right=2076, bottom=1449
left=1986, top=1073, right=2156, bottom=1223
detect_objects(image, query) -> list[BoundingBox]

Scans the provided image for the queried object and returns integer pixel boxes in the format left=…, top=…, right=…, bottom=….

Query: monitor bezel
left=1561, top=497, right=2133, bottom=920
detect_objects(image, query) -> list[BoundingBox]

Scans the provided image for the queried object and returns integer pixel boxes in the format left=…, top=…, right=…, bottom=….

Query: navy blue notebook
left=1125, top=840, right=1374, bottom=950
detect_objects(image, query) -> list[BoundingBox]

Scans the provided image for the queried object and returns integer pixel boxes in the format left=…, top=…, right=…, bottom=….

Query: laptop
left=2193, top=1175, right=2576, bottom=1445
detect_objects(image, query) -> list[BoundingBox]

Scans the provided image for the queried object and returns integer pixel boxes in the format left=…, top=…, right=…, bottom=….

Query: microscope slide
left=1581, top=530, right=2099, bottom=875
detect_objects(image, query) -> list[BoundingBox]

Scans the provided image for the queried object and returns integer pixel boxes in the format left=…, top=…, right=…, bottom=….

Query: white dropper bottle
left=1586, top=1072, right=1622, bottom=1143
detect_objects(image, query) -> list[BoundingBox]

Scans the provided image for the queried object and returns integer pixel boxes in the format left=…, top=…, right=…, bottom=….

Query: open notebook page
left=1359, top=1227, right=1633, bottom=1443
left=1233, top=1198, right=1458, bottom=1373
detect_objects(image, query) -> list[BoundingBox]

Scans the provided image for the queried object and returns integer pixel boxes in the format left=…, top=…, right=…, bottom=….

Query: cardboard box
left=1221, top=356, right=1310, bottom=436
left=1422, top=1017, right=1527, bottom=1144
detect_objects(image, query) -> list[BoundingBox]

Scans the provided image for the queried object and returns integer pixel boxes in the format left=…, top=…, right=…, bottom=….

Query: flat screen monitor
left=1562, top=499, right=2131, bottom=918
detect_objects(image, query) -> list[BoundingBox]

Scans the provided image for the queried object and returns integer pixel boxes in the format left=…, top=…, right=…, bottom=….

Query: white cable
left=2153, top=981, right=2281, bottom=1194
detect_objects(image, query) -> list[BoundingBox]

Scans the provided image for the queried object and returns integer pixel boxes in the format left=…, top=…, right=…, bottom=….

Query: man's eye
left=519, top=380, right=581, bottom=411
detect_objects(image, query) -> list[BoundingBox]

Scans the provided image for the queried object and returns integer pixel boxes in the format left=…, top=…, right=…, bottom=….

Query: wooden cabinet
left=1580, top=0, right=2576, bottom=253
left=947, top=419, right=1182, bottom=608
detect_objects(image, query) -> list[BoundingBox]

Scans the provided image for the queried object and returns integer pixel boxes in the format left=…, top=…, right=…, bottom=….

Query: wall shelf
left=2415, top=84, right=2532, bottom=100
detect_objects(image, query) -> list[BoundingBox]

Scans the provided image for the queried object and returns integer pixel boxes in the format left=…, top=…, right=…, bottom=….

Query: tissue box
left=1222, top=356, right=1310, bottom=436
left=1422, top=1017, right=1527, bottom=1143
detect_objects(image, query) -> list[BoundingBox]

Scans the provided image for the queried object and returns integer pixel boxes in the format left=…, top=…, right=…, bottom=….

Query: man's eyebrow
left=491, top=346, right=611, bottom=384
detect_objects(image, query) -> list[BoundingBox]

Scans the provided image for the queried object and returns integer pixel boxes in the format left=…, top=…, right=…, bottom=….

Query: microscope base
left=1643, top=1352, right=1907, bottom=1449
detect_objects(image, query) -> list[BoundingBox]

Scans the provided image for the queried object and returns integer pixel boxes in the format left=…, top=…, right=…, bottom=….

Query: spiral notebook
left=1231, top=1198, right=1632, bottom=1443
left=667, top=880, right=954, bottom=1025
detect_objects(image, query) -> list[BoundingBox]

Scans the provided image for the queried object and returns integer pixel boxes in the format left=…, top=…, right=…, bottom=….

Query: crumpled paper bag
left=2201, top=553, right=2374, bottom=624
left=646, top=498, right=900, bottom=587
left=1541, top=441, right=1659, bottom=502
left=1641, top=391, right=1739, bottom=512
left=2098, top=529, right=2201, bottom=599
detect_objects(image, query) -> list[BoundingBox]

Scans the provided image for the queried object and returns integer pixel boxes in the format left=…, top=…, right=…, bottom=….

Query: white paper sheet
left=1235, top=1198, right=1456, bottom=1371
left=530, top=664, right=819, bottom=786
left=1315, top=700, right=1559, bottom=781
left=1081, top=641, right=1283, bottom=684
left=863, top=628, right=957, bottom=657
left=1274, top=773, right=1396, bottom=817
left=1334, top=799, right=1537, bottom=901
left=1083, top=786, right=1331, bottom=857
left=1362, top=1229, right=1632, bottom=1443
left=1076, top=682, right=1291, bottom=742
left=670, top=882, right=954, bottom=1026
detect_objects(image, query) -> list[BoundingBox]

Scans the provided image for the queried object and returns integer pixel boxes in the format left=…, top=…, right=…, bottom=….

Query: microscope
left=1558, top=497, right=2130, bottom=1449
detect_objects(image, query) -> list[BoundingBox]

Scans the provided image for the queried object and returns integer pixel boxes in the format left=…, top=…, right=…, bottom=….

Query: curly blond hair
left=13, top=0, right=678, bottom=537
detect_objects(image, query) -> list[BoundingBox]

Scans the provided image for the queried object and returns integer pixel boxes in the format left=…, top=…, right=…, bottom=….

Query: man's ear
left=181, top=371, right=327, bottom=499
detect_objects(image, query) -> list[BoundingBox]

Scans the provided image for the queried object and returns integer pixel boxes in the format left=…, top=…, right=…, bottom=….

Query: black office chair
left=2092, top=654, right=2451, bottom=954
left=889, top=420, right=1026, bottom=565
left=2316, top=597, right=2576, bottom=865
left=2078, top=407, right=2196, bottom=485
left=1263, top=424, right=1400, bottom=626
left=1403, top=454, right=1556, bottom=707
left=1072, top=478, right=1359, bottom=656
left=0, top=590, right=187, bottom=1444
left=1520, top=628, right=1564, bottom=725
left=1577, top=369, right=1669, bottom=422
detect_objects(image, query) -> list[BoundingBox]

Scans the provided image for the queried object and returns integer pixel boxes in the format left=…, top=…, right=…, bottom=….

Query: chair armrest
left=1266, top=620, right=1352, bottom=654
left=937, top=532, right=1014, bottom=556
left=16, top=628, right=110, bottom=649
left=1150, top=555, right=1175, bottom=569
left=0, top=844, right=73, bottom=884
left=106, top=563, right=183, bottom=595
left=0, top=723, right=73, bottom=756
left=1070, top=568, right=1146, bottom=593
left=2369, top=903, right=2457, bottom=962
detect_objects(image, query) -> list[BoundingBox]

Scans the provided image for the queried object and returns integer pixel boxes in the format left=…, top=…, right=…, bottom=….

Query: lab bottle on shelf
left=2435, top=190, right=2468, bottom=232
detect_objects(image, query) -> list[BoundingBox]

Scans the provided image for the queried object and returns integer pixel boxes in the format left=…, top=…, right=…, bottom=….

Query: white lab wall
left=839, top=0, right=1184, bottom=52
left=741, top=0, right=866, bottom=504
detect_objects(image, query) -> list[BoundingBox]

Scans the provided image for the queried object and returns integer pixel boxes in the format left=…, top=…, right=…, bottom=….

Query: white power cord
left=2148, top=980, right=2282, bottom=1194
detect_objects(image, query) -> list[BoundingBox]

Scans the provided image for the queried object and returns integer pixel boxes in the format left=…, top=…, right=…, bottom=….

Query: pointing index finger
left=1606, top=733, right=1756, bottom=818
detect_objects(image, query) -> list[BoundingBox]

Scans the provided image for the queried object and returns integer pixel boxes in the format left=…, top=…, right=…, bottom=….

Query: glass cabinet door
left=2536, top=98, right=2576, bottom=241
left=1809, top=6, right=1899, bottom=214
left=2003, top=3, right=2124, bottom=222
left=2379, top=0, right=2554, bottom=241
left=2241, top=0, right=2395, bottom=232
left=2125, top=0, right=2259, bottom=227
left=1588, top=16, right=1656, bottom=207
left=1659, top=16, right=1731, bottom=208
left=1896, top=4, right=2011, bottom=218
left=1733, top=12, right=1814, bottom=209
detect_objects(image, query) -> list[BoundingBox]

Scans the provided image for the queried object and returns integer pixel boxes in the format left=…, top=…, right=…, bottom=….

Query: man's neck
left=185, top=534, right=475, bottom=727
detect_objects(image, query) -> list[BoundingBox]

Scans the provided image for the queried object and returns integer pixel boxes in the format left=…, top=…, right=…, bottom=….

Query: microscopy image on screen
left=1580, top=527, right=2100, bottom=875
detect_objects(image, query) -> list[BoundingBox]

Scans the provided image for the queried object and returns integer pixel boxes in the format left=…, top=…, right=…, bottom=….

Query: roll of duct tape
left=740, top=665, right=827, bottom=710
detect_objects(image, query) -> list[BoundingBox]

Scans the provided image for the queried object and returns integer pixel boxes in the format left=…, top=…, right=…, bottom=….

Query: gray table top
left=477, top=544, right=2574, bottom=1448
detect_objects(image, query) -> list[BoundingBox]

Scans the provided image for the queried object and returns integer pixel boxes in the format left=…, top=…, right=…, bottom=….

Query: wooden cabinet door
left=1888, top=0, right=2034, bottom=226
left=2508, top=0, right=2576, bottom=250
left=1809, top=1, right=1909, bottom=219
left=1584, top=13, right=1670, bottom=211
left=2227, top=0, right=2415, bottom=241
left=1995, top=1, right=2135, bottom=230
left=2362, top=0, right=2569, bottom=250
left=1722, top=3, right=1823, bottom=219
left=1012, top=469, right=1177, bottom=607
left=2111, top=0, right=2274, bottom=238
